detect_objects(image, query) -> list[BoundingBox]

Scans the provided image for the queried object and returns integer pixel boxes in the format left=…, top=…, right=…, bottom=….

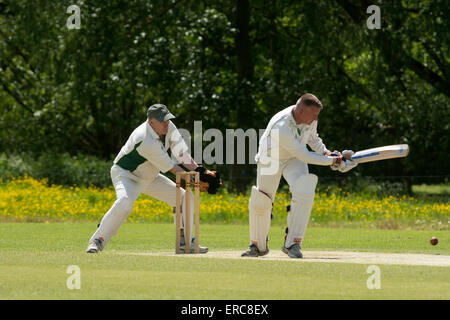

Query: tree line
left=0, top=0, right=448, bottom=192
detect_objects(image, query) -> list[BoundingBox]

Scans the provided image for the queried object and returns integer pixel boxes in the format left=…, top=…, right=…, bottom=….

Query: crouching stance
left=241, top=94, right=357, bottom=258
left=86, top=104, right=221, bottom=253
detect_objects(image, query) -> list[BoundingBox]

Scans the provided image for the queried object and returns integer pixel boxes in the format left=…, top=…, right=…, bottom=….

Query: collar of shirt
left=146, top=121, right=162, bottom=141
left=288, top=108, right=309, bottom=131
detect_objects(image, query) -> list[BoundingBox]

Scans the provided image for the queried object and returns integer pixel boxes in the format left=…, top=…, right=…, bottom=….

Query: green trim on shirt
left=116, top=141, right=147, bottom=172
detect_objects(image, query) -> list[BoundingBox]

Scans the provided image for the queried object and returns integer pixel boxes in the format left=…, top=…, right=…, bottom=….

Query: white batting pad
left=285, top=174, right=318, bottom=248
left=249, top=186, right=273, bottom=252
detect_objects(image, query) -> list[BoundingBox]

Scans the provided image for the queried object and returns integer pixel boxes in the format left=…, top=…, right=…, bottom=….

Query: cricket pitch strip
left=119, top=250, right=450, bottom=267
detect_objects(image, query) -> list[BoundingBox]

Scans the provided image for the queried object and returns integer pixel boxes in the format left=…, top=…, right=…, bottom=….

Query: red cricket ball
left=430, top=237, right=438, bottom=246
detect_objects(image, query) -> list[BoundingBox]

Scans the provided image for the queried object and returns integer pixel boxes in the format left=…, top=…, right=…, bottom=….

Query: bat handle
left=342, top=150, right=354, bottom=160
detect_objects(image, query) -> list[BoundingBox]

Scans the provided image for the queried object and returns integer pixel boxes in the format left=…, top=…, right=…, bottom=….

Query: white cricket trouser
left=255, top=158, right=313, bottom=247
left=89, top=165, right=194, bottom=249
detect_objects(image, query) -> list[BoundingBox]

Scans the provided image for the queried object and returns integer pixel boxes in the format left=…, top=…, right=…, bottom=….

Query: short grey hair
left=296, top=93, right=323, bottom=109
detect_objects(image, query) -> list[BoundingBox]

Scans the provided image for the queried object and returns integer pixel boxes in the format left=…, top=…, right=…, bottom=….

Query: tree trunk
left=229, top=0, right=255, bottom=193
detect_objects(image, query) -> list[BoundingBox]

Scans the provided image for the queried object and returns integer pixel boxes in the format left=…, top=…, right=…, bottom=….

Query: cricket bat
left=342, top=144, right=409, bottom=164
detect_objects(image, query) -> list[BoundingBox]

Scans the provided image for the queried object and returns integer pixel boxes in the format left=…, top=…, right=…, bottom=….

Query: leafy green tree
left=0, top=0, right=448, bottom=192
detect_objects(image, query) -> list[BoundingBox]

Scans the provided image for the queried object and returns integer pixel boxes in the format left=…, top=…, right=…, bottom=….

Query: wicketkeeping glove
left=194, top=166, right=223, bottom=194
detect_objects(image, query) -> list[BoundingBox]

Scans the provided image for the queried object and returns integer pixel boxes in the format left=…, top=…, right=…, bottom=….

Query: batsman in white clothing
left=86, top=104, right=222, bottom=253
left=241, top=94, right=357, bottom=258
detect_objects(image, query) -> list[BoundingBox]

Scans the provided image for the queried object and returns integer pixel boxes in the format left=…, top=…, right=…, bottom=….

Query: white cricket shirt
left=113, top=120, right=188, bottom=182
left=255, top=105, right=333, bottom=166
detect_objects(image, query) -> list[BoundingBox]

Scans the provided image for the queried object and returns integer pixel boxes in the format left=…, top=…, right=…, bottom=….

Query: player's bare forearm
left=170, top=165, right=191, bottom=180
left=169, top=158, right=199, bottom=181
left=180, top=152, right=198, bottom=171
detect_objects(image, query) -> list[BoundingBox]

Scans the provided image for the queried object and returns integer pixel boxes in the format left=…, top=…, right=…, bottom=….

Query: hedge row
left=0, top=153, right=112, bottom=188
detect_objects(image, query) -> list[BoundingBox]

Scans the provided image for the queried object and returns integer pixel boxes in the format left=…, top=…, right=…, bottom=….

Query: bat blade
left=345, top=144, right=409, bottom=164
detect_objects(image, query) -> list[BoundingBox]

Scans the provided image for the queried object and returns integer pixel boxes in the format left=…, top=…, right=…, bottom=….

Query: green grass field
left=1, top=222, right=448, bottom=300
left=1, top=180, right=448, bottom=300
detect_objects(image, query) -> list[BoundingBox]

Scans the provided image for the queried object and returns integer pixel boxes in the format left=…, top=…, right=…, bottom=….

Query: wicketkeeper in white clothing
left=241, top=94, right=357, bottom=258
left=86, top=104, right=222, bottom=253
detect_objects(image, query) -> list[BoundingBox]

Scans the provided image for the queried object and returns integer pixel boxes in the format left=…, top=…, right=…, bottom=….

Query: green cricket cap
left=146, top=104, right=175, bottom=122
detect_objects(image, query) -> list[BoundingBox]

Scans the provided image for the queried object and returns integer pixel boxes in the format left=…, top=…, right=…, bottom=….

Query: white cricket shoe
left=180, top=237, right=208, bottom=253
left=86, top=237, right=104, bottom=253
